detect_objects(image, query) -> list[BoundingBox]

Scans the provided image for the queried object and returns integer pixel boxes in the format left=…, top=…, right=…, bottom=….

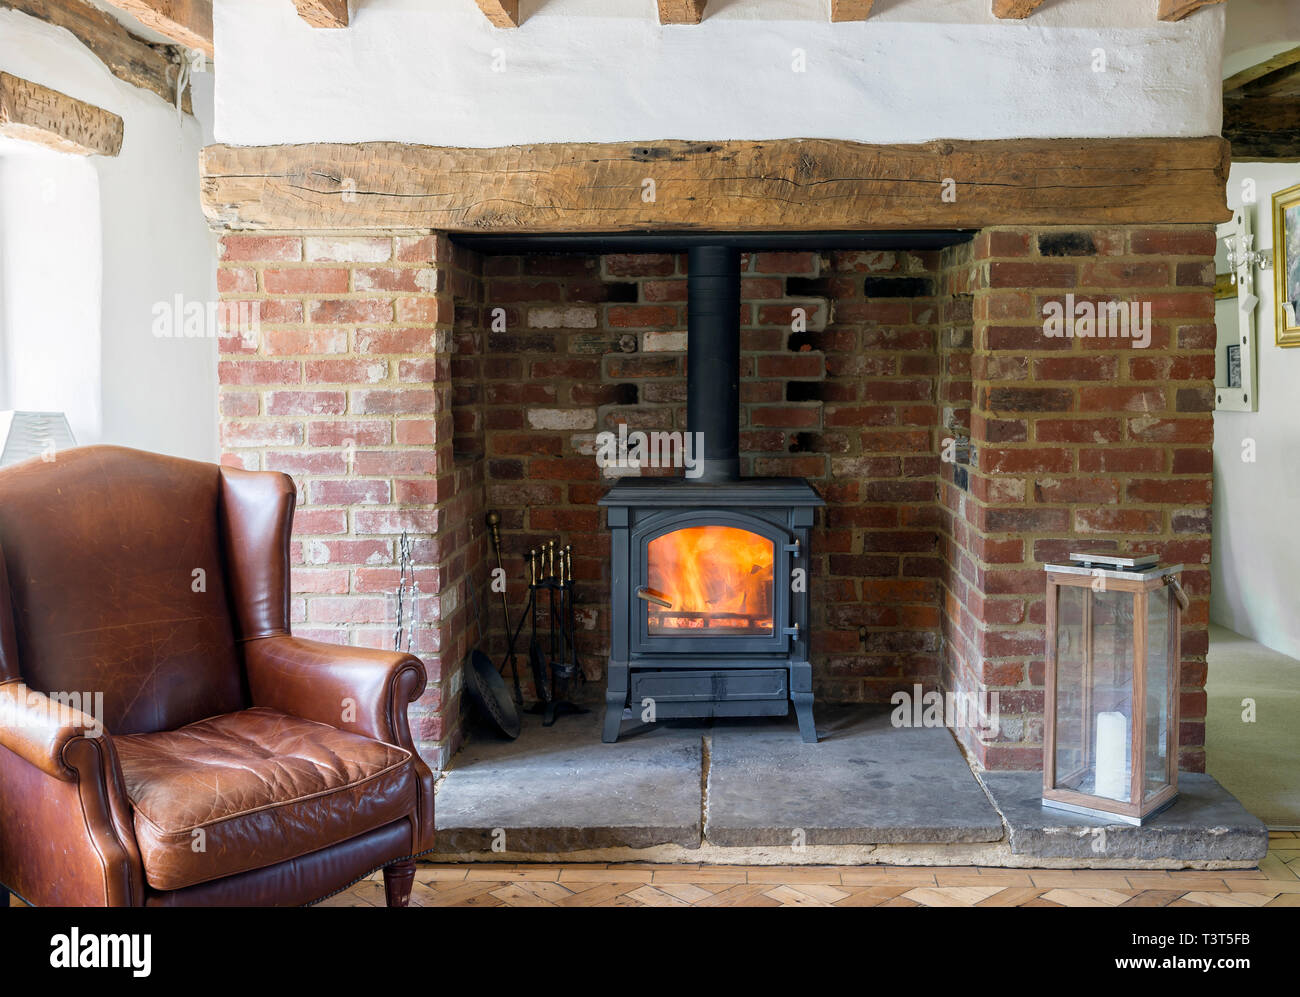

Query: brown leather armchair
left=0, top=446, right=434, bottom=906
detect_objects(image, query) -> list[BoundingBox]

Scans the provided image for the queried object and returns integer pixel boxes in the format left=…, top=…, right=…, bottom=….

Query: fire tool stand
left=513, top=541, right=587, bottom=727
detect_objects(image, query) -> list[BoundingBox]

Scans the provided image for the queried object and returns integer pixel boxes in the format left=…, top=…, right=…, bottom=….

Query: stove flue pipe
left=685, top=244, right=742, bottom=482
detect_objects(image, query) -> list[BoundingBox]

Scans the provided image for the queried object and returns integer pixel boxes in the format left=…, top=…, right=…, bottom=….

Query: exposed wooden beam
left=100, top=1, right=212, bottom=57
left=992, top=0, right=1045, bottom=18
left=293, top=0, right=348, bottom=28
left=657, top=0, right=706, bottom=25
left=1157, top=0, right=1224, bottom=22
left=200, top=137, right=1231, bottom=233
left=0, top=72, right=123, bottom=155
left=0, top=0, right=190, bottom=111
left=1224, top=46, right=1300, bottom=94
left=1223, top=97, right=1300, bottom=162
left=474, top=0, right=518, bottom=28
left=830, top=0, right=873, bottom=21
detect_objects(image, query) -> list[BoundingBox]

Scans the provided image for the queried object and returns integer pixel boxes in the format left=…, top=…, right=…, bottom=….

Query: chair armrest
left=0, top=680, right=105, bottom=780
left=243, top=635, right=427, bottom=748
left=0, top=681, right=145, bottom=905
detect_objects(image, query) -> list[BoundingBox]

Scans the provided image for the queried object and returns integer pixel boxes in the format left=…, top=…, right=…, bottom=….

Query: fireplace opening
left=449, top=229, right=974, bottom=748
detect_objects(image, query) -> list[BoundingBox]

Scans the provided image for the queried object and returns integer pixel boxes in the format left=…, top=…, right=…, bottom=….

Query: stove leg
left=791, top=660, right=817, bottom=743
left=603, top=664, right=629, bottom=743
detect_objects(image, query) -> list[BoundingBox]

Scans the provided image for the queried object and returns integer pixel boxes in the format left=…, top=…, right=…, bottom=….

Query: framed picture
left=1272, top=182, right=1300, bottom=347
left=1227, top=344, right=1242, bottom=388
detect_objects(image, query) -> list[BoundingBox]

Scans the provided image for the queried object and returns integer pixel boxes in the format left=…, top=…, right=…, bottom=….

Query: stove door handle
left=636, top=586, right=673, bottom=609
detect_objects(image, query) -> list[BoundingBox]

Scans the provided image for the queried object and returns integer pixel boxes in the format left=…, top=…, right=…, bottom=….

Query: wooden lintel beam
left=474, top=0, right=518, bottom=28
left=200, top=137, right=1231, bottom=233
left=830, top=0, right=874, bottom=20
left=1224, top=46, right=1300, bottom=94
left=0, top=72, right=123, bottom=156
left=1157, top=0, right=1225, bottom=22
left=0, top=0, right=190, bottom=111
left=992, top=0, right=1045, bottom=18
left=1223, top=97, right=1300, bottom=162
left=657, top=0, right=706, bottom=25
left=101, top=1, right=212, bottom=57
left=293, top=0, right=348, bottom=28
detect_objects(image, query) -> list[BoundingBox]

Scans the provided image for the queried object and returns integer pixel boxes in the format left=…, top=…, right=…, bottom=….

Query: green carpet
left=1207, top=625, right=1300, bottom=828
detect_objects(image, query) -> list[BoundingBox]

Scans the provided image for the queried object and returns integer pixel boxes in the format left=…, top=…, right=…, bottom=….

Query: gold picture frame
left=1272, top=182, right=1300, bottom=347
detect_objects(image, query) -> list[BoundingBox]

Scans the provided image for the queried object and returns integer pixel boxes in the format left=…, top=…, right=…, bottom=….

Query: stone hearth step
left=433, top=710, right=703, bottom=854
left=705, top=706, right=1004, bottom=846
left=979, top=771, right=1270, bottom=864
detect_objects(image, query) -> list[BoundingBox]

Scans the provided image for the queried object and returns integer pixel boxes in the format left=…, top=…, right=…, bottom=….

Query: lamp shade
left=0, top=411, right=77, bottom=467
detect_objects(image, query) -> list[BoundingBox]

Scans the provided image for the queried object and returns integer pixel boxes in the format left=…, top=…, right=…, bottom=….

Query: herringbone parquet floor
left=319, top=831, right=1300, bottom=907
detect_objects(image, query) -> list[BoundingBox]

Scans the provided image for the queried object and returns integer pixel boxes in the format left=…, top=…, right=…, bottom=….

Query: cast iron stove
left=600, top=245, right=824, bottom=743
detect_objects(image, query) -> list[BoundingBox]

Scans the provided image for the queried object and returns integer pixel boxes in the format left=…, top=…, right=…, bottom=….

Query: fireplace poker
left=485, top=511, right=523, bottom=705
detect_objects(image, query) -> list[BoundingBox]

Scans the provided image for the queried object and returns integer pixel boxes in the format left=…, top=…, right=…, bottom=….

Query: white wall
left=0, top=9, right=218, bottom=461
left=213, top=0, right=1224, bottom=147
left=1212, top=162, right=1300, bottom=660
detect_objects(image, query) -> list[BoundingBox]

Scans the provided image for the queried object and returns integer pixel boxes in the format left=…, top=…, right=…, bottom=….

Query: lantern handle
left=1164, top=574, right=1190, bottom=612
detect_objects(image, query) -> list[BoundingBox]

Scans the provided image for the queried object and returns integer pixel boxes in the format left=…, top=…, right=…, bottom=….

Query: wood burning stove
left=600, top=246, right=824, bottom=743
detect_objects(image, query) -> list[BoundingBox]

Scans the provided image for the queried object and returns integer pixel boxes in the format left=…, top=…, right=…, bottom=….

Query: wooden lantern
left=1043, top=554, right=1189, bottom=825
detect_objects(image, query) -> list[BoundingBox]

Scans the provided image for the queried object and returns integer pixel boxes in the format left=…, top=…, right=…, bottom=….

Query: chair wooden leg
left=383, top=859, right=416, bottom=907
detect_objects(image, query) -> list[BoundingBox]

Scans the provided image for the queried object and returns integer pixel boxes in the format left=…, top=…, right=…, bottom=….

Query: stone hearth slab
left=980, top=771, right=1269, bottom=863
left=705, top=706, right=1004, bottom=846
left=433, top=710, right=704, bottom=853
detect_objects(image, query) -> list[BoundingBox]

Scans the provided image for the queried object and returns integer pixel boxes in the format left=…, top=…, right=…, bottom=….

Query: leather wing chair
left=0, top=446, right=434, bottom=906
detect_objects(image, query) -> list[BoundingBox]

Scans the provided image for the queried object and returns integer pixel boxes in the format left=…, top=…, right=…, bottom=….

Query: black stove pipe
left=686, top=245, right=741, bottom=482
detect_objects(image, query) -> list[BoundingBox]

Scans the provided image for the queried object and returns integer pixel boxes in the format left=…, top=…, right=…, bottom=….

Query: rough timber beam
left=830, top=0, right=874, bottom=21
left=0, top=72, right=123, bottom=156
left=293, top=0, right=348, bottom=28
left=992, top=1, right=1045, bottom=19
left=0, top=0, right=190, bottom=111
left=1157, top=0, right=1225, bottom=22
left=474, top=0, right=518, bottom=28
left=101, top=1, right=212, bottom=57
left=657, top=1, right=706, bottom=25
left=200, top=137, right=1232, bottom=233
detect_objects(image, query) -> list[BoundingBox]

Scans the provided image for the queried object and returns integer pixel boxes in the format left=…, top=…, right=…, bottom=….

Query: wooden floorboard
left=317, top=844, right=1296, bottom=908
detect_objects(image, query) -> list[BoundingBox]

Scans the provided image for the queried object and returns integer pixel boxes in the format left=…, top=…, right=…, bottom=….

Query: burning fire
left=646, top=526, right=774, bottom=634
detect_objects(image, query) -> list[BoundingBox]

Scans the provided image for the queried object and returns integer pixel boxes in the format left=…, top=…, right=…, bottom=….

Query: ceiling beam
left=200, top=136, right=1231, bottom=232
left=0, top=72, right=124, bottom=156
left=658, top=0, right=706, bottom=25
left=830, top=0, right=873, bottom=20
left=293, top=0, right=348, bottom=28
left=992, top=0, right=1045, bottom=18
left=1223, top=97, right=1300, bottom=162
left=0, top=0, right=190, bottom=111
left=1157, top=0, right=1225, bottom=22
left=474, top=0, right=518, bottom=28
left=100, top=1, right=212, bottom=57
left=1225, top=47, right=1300, bottom=94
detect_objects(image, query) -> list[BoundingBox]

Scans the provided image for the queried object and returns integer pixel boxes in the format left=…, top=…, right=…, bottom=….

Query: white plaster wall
left=1212, top=162, right=1300, bottom=661
left=213, top=0, right=1224, bottom=147
left=0, top=9, right=218, bottom=461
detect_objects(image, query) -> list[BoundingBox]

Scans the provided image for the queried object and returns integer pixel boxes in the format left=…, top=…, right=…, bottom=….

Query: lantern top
left=1044, top=553, right=1183, bottom=582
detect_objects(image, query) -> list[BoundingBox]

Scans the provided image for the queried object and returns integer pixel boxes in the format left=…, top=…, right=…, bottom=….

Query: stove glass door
left=643, top=525, right=775, bottom=637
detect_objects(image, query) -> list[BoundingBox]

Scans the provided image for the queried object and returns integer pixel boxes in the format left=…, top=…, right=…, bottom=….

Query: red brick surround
left=216, top=226, right=1214, bottom=772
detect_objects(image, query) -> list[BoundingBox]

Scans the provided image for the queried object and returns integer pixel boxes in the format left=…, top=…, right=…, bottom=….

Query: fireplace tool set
left=487, top=513, right=587, bottom=728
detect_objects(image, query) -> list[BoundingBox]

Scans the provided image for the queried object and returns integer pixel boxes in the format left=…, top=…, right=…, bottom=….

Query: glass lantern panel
left=1055, top=585, right=1134, bottom=803
left=1089, top=587, right=1135, bottom=802
left=1053, top=585, right=1087, bottom=788
left=1144, top=586, right=1172, bottom=800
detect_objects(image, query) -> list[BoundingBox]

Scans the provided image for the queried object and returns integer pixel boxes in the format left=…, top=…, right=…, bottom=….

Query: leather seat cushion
left=115, top=707, right=415, bottom=892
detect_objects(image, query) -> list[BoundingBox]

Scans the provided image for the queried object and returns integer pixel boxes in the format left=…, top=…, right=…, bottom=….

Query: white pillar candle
left=1095, top=711, right=1129, bottom=801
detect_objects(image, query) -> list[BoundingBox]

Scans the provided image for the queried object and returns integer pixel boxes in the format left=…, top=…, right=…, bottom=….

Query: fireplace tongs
left=636, top=586, right=673, bottom=609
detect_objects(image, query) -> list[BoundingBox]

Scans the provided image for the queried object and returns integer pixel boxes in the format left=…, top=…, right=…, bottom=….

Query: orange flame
left=646, top=526, right=774, bottom=635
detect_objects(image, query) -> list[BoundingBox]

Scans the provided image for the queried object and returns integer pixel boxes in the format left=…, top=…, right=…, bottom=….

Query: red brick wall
left=216, top=233, right=484, bottom=767
left=215, top=226, right=1215, bottom=773
left=941, top=226, right=1215, bottom=772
